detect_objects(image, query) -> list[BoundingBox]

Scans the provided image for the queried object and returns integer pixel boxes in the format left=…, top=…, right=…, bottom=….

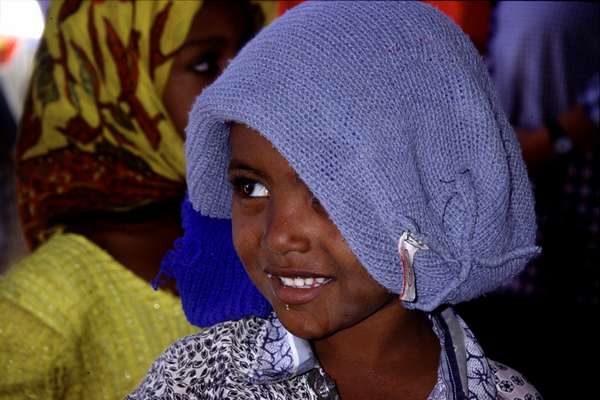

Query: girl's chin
left=274, top=308, right=334, bottom=340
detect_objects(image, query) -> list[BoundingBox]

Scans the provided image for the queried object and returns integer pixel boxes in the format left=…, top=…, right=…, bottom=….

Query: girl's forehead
left=229, top=124, right=304, bottom=185
left=229, top=124, right=276, bottom=164
left=229, top=123, right=272, bottom=157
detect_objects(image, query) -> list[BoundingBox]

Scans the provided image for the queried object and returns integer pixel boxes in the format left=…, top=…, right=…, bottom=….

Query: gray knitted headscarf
left=185, top=1, right=540, bottom=311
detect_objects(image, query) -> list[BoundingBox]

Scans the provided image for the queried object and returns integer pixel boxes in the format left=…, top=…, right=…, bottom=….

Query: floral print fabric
left=16, top=0, right=202, bottom=247
left=127, top=308, right=542, bottom=399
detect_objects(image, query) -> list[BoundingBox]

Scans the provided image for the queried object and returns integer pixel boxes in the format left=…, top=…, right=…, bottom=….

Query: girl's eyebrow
left=228, top=159, right=266, bottom=179
left=183, top=37, right=227, bottom=47
left=175, top=37, right=228, bottom=55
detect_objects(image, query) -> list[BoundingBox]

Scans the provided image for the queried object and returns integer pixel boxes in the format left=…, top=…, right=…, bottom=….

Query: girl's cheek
left=233, top=222, right=258, bottom=263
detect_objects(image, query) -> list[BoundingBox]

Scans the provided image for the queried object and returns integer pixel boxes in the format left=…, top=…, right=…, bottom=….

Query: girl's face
left=228, top=124, right=394, bottom=339
left=163, top=2, right=254, bottom=135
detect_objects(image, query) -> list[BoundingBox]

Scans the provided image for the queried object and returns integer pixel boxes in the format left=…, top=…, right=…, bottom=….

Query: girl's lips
left=268, top=273, right=333, bottom=306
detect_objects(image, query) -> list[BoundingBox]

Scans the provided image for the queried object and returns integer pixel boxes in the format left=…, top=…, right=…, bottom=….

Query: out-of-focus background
left=1, top=1, right=598, bottom=398
left=1, top=0, right=48, bottom=271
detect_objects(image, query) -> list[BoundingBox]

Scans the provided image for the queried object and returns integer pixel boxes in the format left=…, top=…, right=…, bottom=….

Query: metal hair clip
left=398, top=231, right=428, bottom=302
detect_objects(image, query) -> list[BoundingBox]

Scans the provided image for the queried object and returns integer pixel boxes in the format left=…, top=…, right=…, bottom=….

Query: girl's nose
left=261, top=194, right=313, bottom=256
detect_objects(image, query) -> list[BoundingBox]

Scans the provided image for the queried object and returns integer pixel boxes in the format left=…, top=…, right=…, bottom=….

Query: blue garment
left=488, top=1, right=600, bottom=303
left=184, top=1, right=539, bottom=312
left=155, top=196, right=271, bottom=327
left=488, top=2, right=600, bottom=130
left=458, top=4, right=600, bottom=397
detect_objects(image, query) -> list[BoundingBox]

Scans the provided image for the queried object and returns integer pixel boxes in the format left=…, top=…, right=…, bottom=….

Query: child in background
left=0, top=1, right=272, bottom=398
left=130, top=2, right=542, bottom=399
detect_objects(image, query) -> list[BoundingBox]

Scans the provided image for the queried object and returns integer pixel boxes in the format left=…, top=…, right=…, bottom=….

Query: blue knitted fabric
left=155, top=196, right=271, bottom=326
left=185, top=1, right=540, bottom=312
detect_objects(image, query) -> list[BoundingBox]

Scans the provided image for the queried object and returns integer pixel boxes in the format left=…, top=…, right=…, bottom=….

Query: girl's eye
left=193, top=60, right=217, bottom=74
left=193, top=61, right=211, bottom=73
left=242, top=181, right=269, bottom=198
left=190, top=53, right=219, bottom=75
left=311, top=194, right=326, bottom=214
left=233, top=178, right=269, bottom=198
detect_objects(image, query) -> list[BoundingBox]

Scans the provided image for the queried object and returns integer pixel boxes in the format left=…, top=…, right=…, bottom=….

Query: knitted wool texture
left=186, top=1, right=540, bottom=311
left=156, top=196, right=271, bottom=326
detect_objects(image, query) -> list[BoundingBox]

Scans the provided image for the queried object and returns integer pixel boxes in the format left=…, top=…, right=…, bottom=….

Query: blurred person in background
left=454, top=2, right=599, bottom=398
left=0, top=1, right=272, bottom=398
left=0, top=0, right=43, bottom=273
left=425, top=0, right=492, bottom=55
left=0, top=85, right=19, bottom=272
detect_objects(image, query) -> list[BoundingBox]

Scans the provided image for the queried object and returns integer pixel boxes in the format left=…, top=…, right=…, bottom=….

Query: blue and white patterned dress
left=127, top=308, right=541, bottom=400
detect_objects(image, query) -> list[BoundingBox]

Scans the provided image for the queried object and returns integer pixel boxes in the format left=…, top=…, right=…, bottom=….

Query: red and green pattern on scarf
left=16, top=0, right=203, bottom=247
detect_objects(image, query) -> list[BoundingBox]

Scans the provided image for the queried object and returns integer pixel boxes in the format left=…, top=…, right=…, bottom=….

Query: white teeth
left=278, top=276, right=329, bottom=289
left=281, top=277, right=294, bottom=286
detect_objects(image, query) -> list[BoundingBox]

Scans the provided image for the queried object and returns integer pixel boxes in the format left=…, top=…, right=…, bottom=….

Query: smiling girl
left=129, top=2, right=542, bottom=399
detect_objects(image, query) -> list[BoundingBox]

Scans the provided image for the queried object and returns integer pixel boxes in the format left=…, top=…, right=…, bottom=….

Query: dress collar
left=247, top=307, right=498, bottom=399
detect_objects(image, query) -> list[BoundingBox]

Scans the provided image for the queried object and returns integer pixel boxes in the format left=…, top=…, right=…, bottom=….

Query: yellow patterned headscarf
left=16, top=0, right=275, bottom=247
